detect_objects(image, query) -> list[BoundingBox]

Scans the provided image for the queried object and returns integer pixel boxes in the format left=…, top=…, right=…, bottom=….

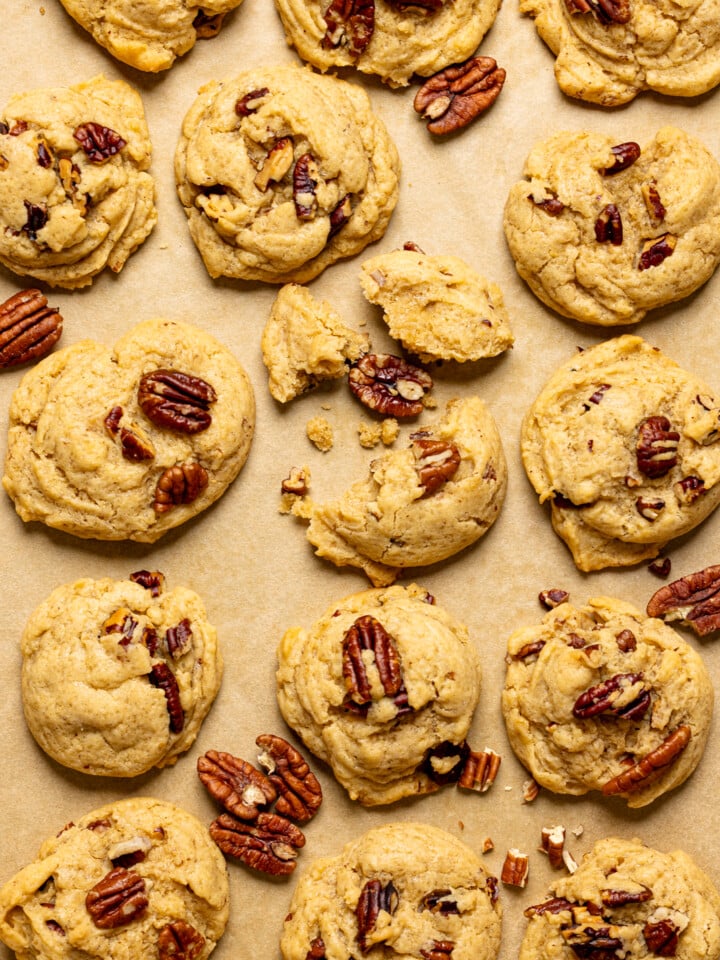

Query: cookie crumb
left=423, top=395, right=438, bottom=409
left=358, top=421, right=382, bottom=448
left=306, top=416, right=333, bottom=452
left=381, top=418, right=399, bottom=445
left=572, top=825, right=584, bottom=838
left=482, top=837, right=494, bottom=854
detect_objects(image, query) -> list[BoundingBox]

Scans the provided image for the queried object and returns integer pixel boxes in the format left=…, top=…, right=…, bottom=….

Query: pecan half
left=421, top=740, right=470, bottom=785
left=149, top=663, right=184, bottom=732
left=197, top=750, right=277, bottom=819
left=154, top=463, right=208, bottom=513
left=413, top=57, right=505, bottom=136
left=322, top=0, right=375, bottom=56
left=357, top=879, right=399, bottom=952
left=85, top=868, right=147, bottom=929
left=595, top=203, right=623, bottom=244
left=158, top=920, right=206, bottom=960
left=638, top=234, right=677, bottom=271
left=601, top=725, right=691, bottom=795
left=104, top=407, right=155, bottom=462
left=73, top=122, right=126, bottom=163
left=235, top=88, right=270, bottom=116
left=293, top=154, right=319, bottom=221
left=458, top=747, right=501, bottom=792
left=0, top=288, right=62, bottom=368
left=349, top=354, right=432, bottom=417
left=192, top=9, right=226, bottom=37
left=256, top=734, right=323, bottom=823
left=411, top=437, right=460, bottom=495
left=210, top=811, right=305, bottom=875
left=138, top=369, right=217, bottom=434
left=255, top=137, right=294, bottom=192
left=572, top=673, right=650, bottom=721
left=342, top=615, right=403, bottom=704
left=647, top=564, right=720, bottom=635
left=420, top=889, right=460, bottom=914
left=636, top=416, right=679, bottom=478
left=601, top=142, right=640, bottom=175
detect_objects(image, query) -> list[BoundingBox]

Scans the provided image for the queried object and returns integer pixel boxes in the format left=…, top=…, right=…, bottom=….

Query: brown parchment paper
left=2, top=2, right=720, bottom=958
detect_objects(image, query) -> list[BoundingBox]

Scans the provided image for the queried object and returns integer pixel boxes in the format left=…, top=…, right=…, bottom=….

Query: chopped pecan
left=129, top=569, right=165, bottom=596
left=647, top=564, right=720, bottom=635
left=58, top=157, right=87, bottom=214
left=523, top=778, right=541, bottom=802
left=158, top=920, right=206, bottom=960
left=8, top=120, right=28, bottom=136
left=0, top=288, right=62, bottom=368
left=638, top=234, right=677, bottom=271
left=322, top=0, right=375, bottom=56
left=420, top=889, right=460, bottom=914
left=153, top=462, right=208, bottom=513
left=642, top=182, right=666, bottom=222
left=104, top=407, right=155, bottom=462
left=564, top=0, right=630, bottom=23
left=458, top=747, right=501, bottom=792
left=421, top=942, right=454, bottom=960
left=601, top=142, right=640, bottom=175
left=342, top=615, right=403, bottom=703
left=102, top=607, right=139, bottom=642
left=138, top=369, right=217, bottom=434
left=648, top=558, right=671, bottom=579
left=256, top=734, right=323, bottom=823
left=293, top=154, right=319, bottom=220
left=561, top=922, right=624, bottom=956
left=73, top=122, right=126, bottom=163
left=255, top=137, right=294, bottom=192
left=165, top=618, right=192, bottom=659
left=192, top=9, right=225, bottom=37
left=149, top=663, right=184, bottom=732
left=22, top=200, right=48, bottom=240
left=85, top=868, right=147, bottom=929
left=615, top=629, right=637, bottom=652
left=197, top=749, right=277, bottom=819
left=281, top=466, right=309, bottom=495
left=513, top=639, right=546, bottom=660
left=501, top=849, right=529, bottom=887
left=675, top=475, right=705, bottom=504
left=357, top=879, right=398, bottom=952
left=411, top=437, right=460, bottom=495
left=531, top=194, right=565, bottom=216
left=413, top=57, right=505, bottom=136
left=305, top=938, right=326, bottom=960
left=572, top=673, right=650, bottom=721
left=524, top=897, right=575, bottom=919
left=540, top=825, right=566, bottom=868
left=421, top=740, right=470, bottom=785
left=586, top=384, right=610, bottom=406
left=36, top=139, right=52, bottom=168
left=387, top=0, right=444, bottom=9
left=643, top=919, right=679, bottom=956
left=209, top=811, right=305, bottom=875
left=349, top=354, right=432, bottom=417
left=601, top=725, right=691, bottom=796
left=595, top=203, right=623, bottom=244
left=636, top=497, right=665, bottom=521
left=539, top=589, right=569, bottom=609
left=636, top=416, right=679, bottom=478
left=601, top=885, right=652, bottom=908
left=328, top=194, right=352, bottom=237
left=108, top=836, right=152, bottom=868
left=235, top=88, right=271, bottom=116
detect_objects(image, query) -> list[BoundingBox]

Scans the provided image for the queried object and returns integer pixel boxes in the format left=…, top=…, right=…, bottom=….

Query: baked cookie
left=0, top=796, right=229, bottom=960
left=262, top=283, right=370, bottom=402
left=299, top=395, right=507, bottom=585
left=502, top=596, right=713, bottom=808
left=360, top=247, right=514, bottom=363
left=0, top=74, right=156, bottom=289
left=3, top=317, right=255, bottom=542
left=503, top=126, right=720, bottom=326
left=21, top=572, right=222, bottom=777
left=520, top=836, right=720, bottom=959
left=57, top=0, right=245, bottom=72
left=521, top=336, right=720, bottom=570
left=521, top=0, right=720, bottom=106
left=175, top=66, right=400, bottom=284
left=281, top=822, right=501, bottom=960
left=273, top=0, right=501, bottom=88
left=276, top=583, right=481, bottom=805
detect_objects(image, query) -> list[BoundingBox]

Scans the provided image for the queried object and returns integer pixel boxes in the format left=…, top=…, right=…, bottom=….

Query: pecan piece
left=643, top=919, right=680, bottom=956
left=501, top=849, right=529, bottom=887
left=572, top=673, right=650, bottom=721
left=540, top=825, right=566, bottom=869
left=564, top=0, right=630, bottom=23
left=539, top=588, right=569, bottom=609
left=158, top=920, right=206, bottom=960
left=256, top=734, right=323, bottom=823
left=293, top=154, right=319, bottom=221
left=531, top=194, right=565, bottom=216
left=255, top=137, right=294, bottom=192
left=322, top=0, right=375, bottom=56
left=642, top=182, right=666, bottom=222
left=235, top=88, right=270, bottom=116
left=595, top=203, right=623, bottom=244
left=386, top=0, right=444, bottom=9
left=104, top=407, right=155, bottom=462
left=413, top=57, right=506, bottom=136
left=0, top=288, right=62, bottom=368
left=524, top=897, right=576, bottom=919
left=648, top=558, right=671, bottom=579
left=108, top=836, right=152, bottom=868
left=647, top=564, right=720, bottom=635
left=342, top=615, right=403, bottom=704
left=638, top=234, right=677, bottom=271
left=357, top=879, right=398, bottom=952
left=85, top=868, right=147, bottom=929
left=457, top=747, right=501, bottom=792
left=306, top=938, right=326, bottom=960
left=420, top=889, right=460, bottom=914
left=192, top=9, right=226, bottom=37
left=421, top=942, right=454, bottom=960
left=197, top=749, right=277, bottom=819
left=615, top=629, right=637, bottom=652
left=153, top=463, right=208, bottom=513
left=328, top=194, right=352, bottom=237
left=421, top=740, right=470, bottom=785
left=636, top=416, right=679, bottom=478
left=37, top=140, right=53, bottom=168
left=675, top=476, right=705, bottom=504
left=165, top=618, right=192, bottom=659
left=138, top=369, right=217, bottom=434
left=22, top=201, right=48, bottom=240
left=282, top=466, right=309, bottom=495
left=129, top=569, right=165, bottom=596
left=601, top=142, right=640, bottom=175
left=73, top=122, right=126, bottom=163
left=636, top=496, right=665, bottom=521
left=349, top=354, right=432, bottom=417
left=411, top=437, right=460, bottom=495
left=513, top=639, right=546, bottom=660
left=601, top=725, right=691, bottom=795
left=601, top=885, right=652, bottom=908
left=210, top=811, right=304, bottom=875
left=149, top=663, right=184, bottom=732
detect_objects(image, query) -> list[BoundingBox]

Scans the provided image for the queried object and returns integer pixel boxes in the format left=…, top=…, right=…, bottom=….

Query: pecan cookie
left=276, top=584, right=481, bottom=805
left=0, top=797, right=229, bottom=960
left=521, top=0, right=720, bottom=105
left=360, top=246, right=514, bottom=363
left=21, top=573, right=222, bottom=777
left=57, top=0, right=245, bottom=72
left=297, top=395, right=507, bottom=585
left=174, top=65, right=400, bottom=284
left=503, top=127, right=720, bottom=326
left=0, top=74, right=156, bottom=289
left=3, top=317, right=255, bottom=542
left=521, top=336, right=720, bottom=570
left=502, top=596, right=713, bottom=807
left=281, top=822, right=501, bottom=960
left=520, top=837, right=720, bottom=959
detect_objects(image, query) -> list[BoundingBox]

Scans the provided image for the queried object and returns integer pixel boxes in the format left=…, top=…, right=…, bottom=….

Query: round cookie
left=21, top=572, right=223, bottom=777
left=360, top=247, right=514, bottom=363
left=303, top=395, right=507, bottom=585
left=0, top=796, right=229, bottom=960
left=521, top=335, right=720, bottom=570
left=281, top=822, right=501, bottom=960
left=0, top=74, right=157, bottom=289
left=272, top=0, right=501, bottom=88
left=521, top=0, right=720, bottom=106
left=503, top=126, right=720, bottom=326
left=276, top=583, right=481, bottom=805
left=2, top=317, right=255, bottom=542
left=502, top=596, right=713, bottom=808
left=57, top=0, right=245, bottom=72
left=520, top=836, right=720, bottom=959
left=174, top=65, right=400, bottom=284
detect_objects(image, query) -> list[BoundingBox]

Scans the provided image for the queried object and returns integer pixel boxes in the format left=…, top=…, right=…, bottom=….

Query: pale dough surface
left=0, top=796, right=229, bottom=960
left=276, top=584, right=481, bottom=805
left=281, top=822, right=501, bottom=960
left=502, top=596, right=713, bottom=808
left=504, top=126, right=720, bottom=326
left=0, top=74, right=156, bottom=289
left=521, top=336, right=720, bottom=570
left=22, top=575, right=223, bottom=777
left=175, top=65, right=400, bottom=284
left=3, top=317, right=255, bottom=542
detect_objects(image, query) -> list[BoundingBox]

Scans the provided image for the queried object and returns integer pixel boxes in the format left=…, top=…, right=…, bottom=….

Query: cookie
left=300, top=395, right=507, bottom=585
left=502, top=596, right=713, bottom=808
left=276, top=583, right=481, bottom=805
left=262, top=283, right=369, bottom=402
left=360, top=247, right=514, bottom=363
left=521, top=336, right=720, bottom=570
left=57, top=0, right=245, bottom=72
left=174, top=66, right=400, bottom=284
left=520, top=836, right=720, bottom=959
left=3, top=317, right=255, bottom=542
left=272, top=0, right=501, bottom=88
left=0, top=796, right=229, bottom=960
left=21, top=572, right=222, bottom=777
left=503, top=126, right=720, bottom=326
left=281, top=822, right=501, bottom=960
left=521, top=0, right=720, bottom=105
left=0, top=74, right=157, bottom=289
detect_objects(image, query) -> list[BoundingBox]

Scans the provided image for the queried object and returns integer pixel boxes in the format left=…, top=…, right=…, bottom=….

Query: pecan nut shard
left=0, top=288, right=62, bottom=368
left=73, top=122, right=126, bottom=163
left=643, top=919, right=680, bottom=956
left=197, top=749, right=277, bottom=819
left=647, top=564, right=720, bottom=636
left=413, top=57, right=506, bottom=136
left=293, top=154, right=319, bottom=221
left=153, top=462, right=209, bottom=513
left=601, top=725, right=691, bottom=796
left=192, top=9, right=226, bottom=37
left=255, top=734, right=323, bottom=823
left=411, top=438, right=461, bottom=496
left=149, top=663, right=185, bottom=732
left=636, top=416, right=679, bottom=478
left=572, top=673, right=650, bottom=721
left=209, top=811, right=305, bottom=875
left=85, top=867, right=148, bottom=929
left=595, top=203, right=623, bottom=244
left=638, top=234, right=677, bottom=271
left=322, top=0, right=375, bottom=56
left=158, top=920, right=206, bottom=960
left=420, top=740, right=470, bottom=785
left=138, top=369, right=217, bottom=434
left=349, top=354, right=432, bottom=417
left=601, top=142, right=641, bottom=175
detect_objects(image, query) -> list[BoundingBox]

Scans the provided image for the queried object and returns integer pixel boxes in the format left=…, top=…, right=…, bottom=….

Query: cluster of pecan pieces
left=197, top=734, right=322, bottom=876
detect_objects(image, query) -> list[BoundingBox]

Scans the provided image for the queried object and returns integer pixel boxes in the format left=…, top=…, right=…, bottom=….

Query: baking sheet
left=1, top=2, right=720, bottom=958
